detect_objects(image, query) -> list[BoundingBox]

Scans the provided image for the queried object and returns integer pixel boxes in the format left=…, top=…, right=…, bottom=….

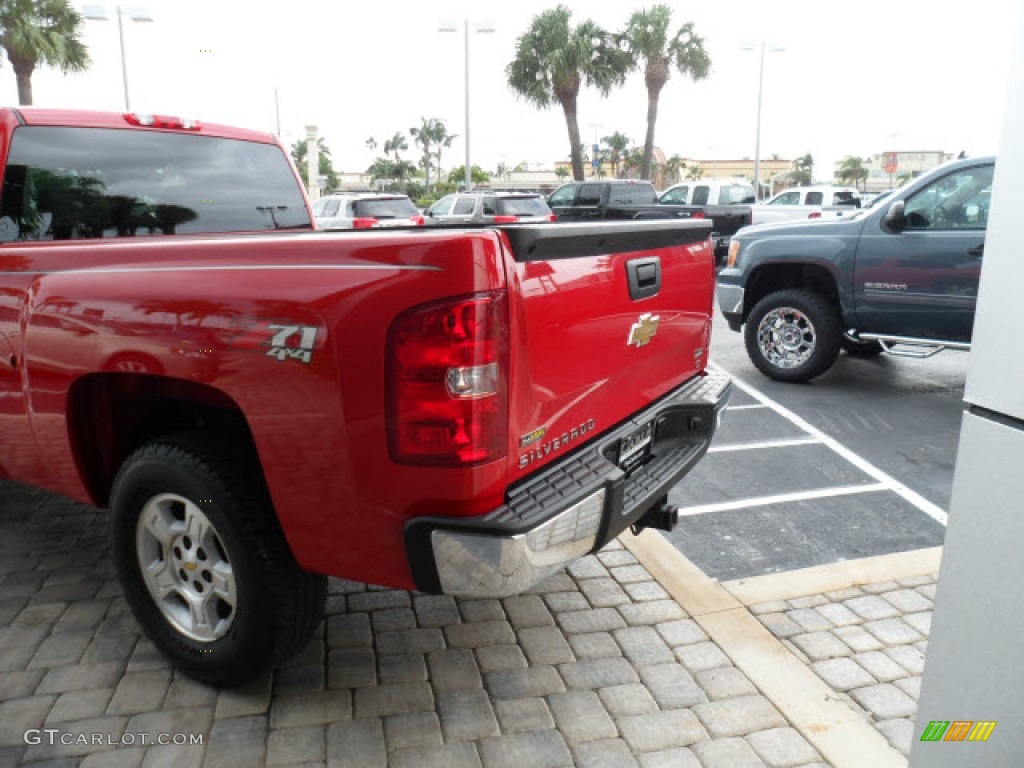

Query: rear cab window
left=608, top=183, right=657, bottom=205
left=719, top=184, right=755, bottom=204
left=352, top=197, right=417, bottom=219
left=691, top=186, right=710, bottom=205
left=0, top=126, right=311, bottom=240
left=805, top=191, right=823, bottom=205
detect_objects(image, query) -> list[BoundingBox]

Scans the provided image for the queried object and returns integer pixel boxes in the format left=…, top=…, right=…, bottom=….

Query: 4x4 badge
left=627, top=313, right=660, bottom=348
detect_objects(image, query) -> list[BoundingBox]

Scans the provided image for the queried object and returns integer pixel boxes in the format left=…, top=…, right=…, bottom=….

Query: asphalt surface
left=662, top=313, right=963, bottom=581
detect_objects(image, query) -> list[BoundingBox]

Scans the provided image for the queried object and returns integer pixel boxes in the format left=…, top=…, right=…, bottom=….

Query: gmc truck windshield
left=0, top=126, right=311, bottom=240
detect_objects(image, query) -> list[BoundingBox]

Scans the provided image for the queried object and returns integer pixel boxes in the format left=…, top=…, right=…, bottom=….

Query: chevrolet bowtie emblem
left=627, top=313, right=660, bottom=348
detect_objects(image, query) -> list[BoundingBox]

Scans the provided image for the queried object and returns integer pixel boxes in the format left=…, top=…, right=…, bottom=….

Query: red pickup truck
left=0, top=108, right=729, bottom=684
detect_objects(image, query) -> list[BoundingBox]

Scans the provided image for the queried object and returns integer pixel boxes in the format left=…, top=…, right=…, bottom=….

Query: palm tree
left=555, top=166, right=570, bottom=180
left=407, top=120, right=440, bottom=193
left=663, top=154, right=684, bottom=184
left=366, top=157, right=397, bottom=188
left=386, top=132, right=407, bottom=160
left=0, top=0, right=91, bottom=106
left=365, top=137, right=377, bottom=154
left=432, top=125, right=457, bottom=189
left=507, top=5, right=630, bottom=181
left=448, top=165, right=490, bottom=186
left=619, top=147, right=643, bottom=178
left=791, top=153, right=814, bottom=186
left=601, top=131, right=631, bottom=178
left=620, top=5, right=710, bottom=179
left=838, top=156, right=868, bottom=191
left=392, top=159, right=416, bottom=187
left=290, top=138, right=339, bottom=190
left=685, top=163, right=704, bottom=181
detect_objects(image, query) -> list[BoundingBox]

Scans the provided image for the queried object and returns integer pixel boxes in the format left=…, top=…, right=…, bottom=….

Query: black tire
left=841, top=337, right=884, bottom=356
left=110, top=433, right=326, bottom=686
left=743, top=289, right=842, bottom=383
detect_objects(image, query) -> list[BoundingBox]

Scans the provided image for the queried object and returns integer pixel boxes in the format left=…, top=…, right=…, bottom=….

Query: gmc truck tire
left=744, top=289, right=842, bottom=383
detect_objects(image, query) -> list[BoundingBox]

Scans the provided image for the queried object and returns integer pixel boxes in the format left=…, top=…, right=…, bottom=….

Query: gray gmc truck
left=717, top=155, right=994, bottom=382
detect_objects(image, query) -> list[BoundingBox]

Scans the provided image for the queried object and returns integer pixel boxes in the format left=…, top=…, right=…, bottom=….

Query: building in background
left=834, top=151, right=954, bottom=192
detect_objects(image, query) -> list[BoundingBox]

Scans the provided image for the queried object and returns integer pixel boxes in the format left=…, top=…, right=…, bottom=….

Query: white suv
left=312, top=193, right=424, bottom=230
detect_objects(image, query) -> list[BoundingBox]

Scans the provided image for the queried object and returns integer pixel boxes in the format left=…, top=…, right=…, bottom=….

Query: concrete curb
left=722, top=547, right=943, bottom=606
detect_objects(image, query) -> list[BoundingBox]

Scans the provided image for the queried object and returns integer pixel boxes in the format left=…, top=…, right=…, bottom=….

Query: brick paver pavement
left=1, top=480, right=912, bottom=767
left=750, top=575, right=936, bottom=760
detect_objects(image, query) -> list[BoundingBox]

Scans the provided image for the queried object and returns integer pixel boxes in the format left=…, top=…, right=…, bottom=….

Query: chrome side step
left=847, top=331, right=971, bottom=359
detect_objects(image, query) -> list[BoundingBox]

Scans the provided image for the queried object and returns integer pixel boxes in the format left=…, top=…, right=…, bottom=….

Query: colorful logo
left=920, top=720, right=997, bottom=743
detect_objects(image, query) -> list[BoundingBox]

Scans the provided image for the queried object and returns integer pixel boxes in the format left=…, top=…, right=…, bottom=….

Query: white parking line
left=726, top=404, right=770, bottom=411
left=708, top=436, right=822, bottom=454
left=676, top=483, right=889, bottom=517
left=718, top=369, right=949, bottom=527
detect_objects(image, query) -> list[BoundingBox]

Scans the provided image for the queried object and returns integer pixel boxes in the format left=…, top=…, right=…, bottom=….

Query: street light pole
left=116, top=7, right=131, bottom=110
left=463, top=20, right=470, bottom=193
left=753, top=40, right=765, bottom=200
left=83, top=4, right=153, bottom=111
left=441, top=18, right=494, bottom=192
left=742, top=39, right=784, bottom=200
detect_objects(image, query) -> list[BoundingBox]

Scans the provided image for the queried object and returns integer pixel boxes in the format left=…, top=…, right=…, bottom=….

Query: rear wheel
left=744, top=289, right=841, bottom=382
left=110, top=434, right=325, bottom=686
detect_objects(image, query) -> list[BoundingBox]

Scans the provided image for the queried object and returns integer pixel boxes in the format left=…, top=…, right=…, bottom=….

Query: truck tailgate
left=501, top=220, right=715, bottom=477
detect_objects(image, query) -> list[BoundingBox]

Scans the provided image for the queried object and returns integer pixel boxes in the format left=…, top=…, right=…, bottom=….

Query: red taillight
left=352, top=217, right=379, bottom=228
left=691, top=210, right=706, bottom=219
left=387, top=293, right=508, bottom=466
left=493, top=215, right=520, bottom=223
left=808, top=211, right=822, bottom=219
left=548, top=214, right=557, bottom=221
left=124, top=113, right=201, bottom=130
left=410, top=215, right=425, bottom=226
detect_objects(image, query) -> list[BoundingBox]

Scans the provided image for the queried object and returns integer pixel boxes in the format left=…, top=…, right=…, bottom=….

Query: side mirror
left=884, top=200, right=906, bottom=231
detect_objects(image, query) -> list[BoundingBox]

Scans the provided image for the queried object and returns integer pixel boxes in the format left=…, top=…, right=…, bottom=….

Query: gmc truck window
left=0, top=126, right=310, bottom=241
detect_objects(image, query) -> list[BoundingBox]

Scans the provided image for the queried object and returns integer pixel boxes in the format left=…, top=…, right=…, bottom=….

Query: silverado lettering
left=518, top=419, right=596, bottom=469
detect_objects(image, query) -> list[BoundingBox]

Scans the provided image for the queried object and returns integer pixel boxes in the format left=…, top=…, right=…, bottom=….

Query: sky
left=2, top=0, right=1017, bottom=182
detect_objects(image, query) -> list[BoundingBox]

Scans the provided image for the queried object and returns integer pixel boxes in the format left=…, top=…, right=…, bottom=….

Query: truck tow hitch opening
left=631, top=498, right=679, bottom=535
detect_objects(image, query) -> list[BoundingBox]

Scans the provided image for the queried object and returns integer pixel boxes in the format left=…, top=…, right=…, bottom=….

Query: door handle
left=626, top=257, right=661, bottom=300
left=967, top=244, right=984, bottom=258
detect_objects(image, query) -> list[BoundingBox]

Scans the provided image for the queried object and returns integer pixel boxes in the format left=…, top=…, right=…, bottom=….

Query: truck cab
left=718, top=157, right=993, bottom=382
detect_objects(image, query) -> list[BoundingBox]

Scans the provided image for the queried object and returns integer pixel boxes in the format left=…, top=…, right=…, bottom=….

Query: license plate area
left=617, top=420, right=654, bottom=473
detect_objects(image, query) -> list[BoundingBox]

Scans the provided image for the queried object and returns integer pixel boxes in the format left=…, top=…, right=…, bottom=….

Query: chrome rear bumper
left=405, top=369, right=731, bottom=597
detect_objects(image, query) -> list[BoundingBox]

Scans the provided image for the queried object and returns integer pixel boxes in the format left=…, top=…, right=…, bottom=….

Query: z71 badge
left=228, top=322, right=320, bottom=364
left=266, top=325, right=318, bottom=363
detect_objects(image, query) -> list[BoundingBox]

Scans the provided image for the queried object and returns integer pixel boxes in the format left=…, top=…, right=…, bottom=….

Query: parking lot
left=664, top=314, right=958, bottom=581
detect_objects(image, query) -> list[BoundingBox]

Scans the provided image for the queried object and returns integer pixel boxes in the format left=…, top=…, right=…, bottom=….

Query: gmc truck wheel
left=110, top=434, right=326, bottom=686
left=744, top=289, right=841, bottom=383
